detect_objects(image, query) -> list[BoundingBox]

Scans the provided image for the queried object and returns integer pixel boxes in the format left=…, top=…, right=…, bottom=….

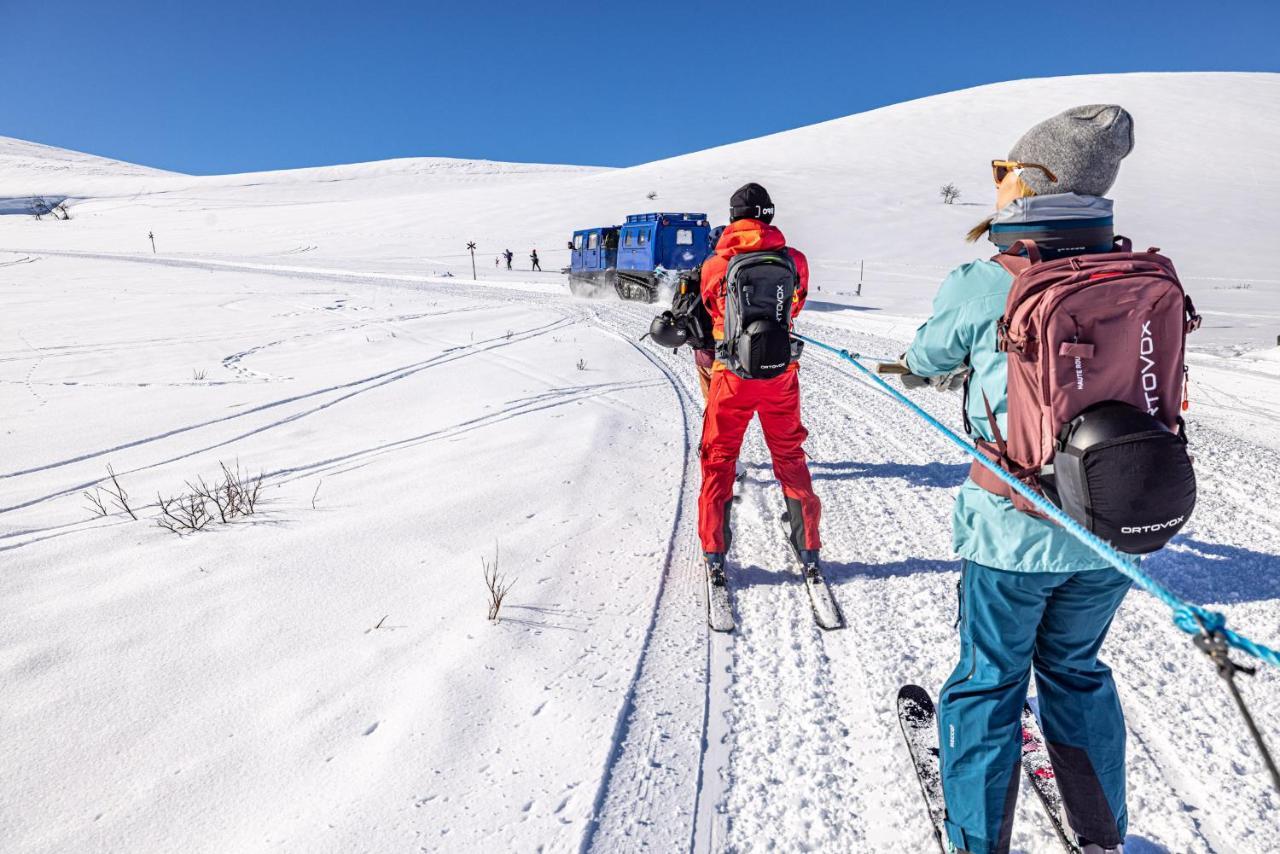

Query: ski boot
left=704, top=552, right=728, bottom=588
left=797, top=549, right=824, bottom=582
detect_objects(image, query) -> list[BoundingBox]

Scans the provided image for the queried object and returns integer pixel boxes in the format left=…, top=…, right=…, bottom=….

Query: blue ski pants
left=938, top=561, right=1132, bottom=854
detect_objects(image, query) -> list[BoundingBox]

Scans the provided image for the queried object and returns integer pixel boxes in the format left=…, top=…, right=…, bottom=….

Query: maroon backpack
left=970, top=237, right=1202, bottom=553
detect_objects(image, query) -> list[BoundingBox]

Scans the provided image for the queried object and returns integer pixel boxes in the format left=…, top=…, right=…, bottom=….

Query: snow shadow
left=806, top=459, right=968, bottom=488
left=730, top=558, right=955, bottom=589
left=822, top=557, right=957, bottom=582
left=800, top=299, right=881, bottom=313
left=1142, top=536, right=1280, bottom=606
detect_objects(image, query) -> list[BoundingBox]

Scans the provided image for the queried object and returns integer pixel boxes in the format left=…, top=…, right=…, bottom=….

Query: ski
left=1020, top=703, right=1083, bottom=854
left=704, top=556, right=735, bottom=633
left=798, top=560, right=843, bottom=629
left=781, top=515, right=844, bottom=630
left=897, top=685, right=949, bottom=854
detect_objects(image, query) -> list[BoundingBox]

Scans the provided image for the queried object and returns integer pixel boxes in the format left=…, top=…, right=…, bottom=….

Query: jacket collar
left=716, top=218, right=787, bottom=257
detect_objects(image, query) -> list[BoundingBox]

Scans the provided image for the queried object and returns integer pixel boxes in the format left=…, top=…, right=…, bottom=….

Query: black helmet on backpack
left=647, top=311, right=689, bottom=350
left=1049, top=401, right=1196, bottom=554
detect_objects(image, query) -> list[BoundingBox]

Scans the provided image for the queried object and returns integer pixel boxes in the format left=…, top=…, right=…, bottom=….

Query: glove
left=895, top=355, right=969, bottom=392
left=895, top=355, right=931, bottom=390
left=929, top=367, right=970, bottom=392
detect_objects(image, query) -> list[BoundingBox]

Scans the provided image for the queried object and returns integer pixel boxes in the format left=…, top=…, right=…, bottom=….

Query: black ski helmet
left=1051, top=400, right=1196, bottom=554
left=647, top=311, right=689, bottom=350
left=1062, top=401, right=1167, bottom=449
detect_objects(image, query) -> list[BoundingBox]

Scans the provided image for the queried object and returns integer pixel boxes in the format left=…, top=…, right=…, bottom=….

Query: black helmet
left=1051, top=400, right=1195, bottom=554
left=647, top=311, right=688, bottom=349
left=1061, top=400, right=1169, bottom=450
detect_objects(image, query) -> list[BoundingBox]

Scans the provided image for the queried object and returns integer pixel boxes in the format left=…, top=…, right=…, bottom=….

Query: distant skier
left=900, top=106, right=1142, bottom=854
left=494, top=255, right=500, bottom=267
left=530, top=249, right=541, bottom=271
left=504, top=249, right=514, bottom=270
left=699, top=184, right=820, bottom=579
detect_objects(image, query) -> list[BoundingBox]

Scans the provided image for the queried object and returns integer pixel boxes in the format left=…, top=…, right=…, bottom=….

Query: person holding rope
left=901, top=106, right=1141, bottom=854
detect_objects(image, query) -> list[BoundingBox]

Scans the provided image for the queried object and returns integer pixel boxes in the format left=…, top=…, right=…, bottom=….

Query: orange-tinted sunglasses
left=992, top=159, right=1058, bottom=187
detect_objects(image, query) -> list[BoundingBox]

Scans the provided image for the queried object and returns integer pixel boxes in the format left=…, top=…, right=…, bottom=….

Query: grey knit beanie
left=1008, top=104, right=1134, bottom=197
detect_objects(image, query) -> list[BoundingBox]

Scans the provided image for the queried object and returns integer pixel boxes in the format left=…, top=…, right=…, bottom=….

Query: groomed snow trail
left=7, top=250, right=1278, bottom=852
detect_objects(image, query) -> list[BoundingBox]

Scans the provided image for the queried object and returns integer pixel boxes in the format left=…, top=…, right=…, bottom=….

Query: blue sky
left=5, top=1, right=1277, bottom=174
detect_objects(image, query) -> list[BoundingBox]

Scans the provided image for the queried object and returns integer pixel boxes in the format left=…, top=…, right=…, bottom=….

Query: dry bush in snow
left=83, top=464, right=138, bottom=520
left=157, top=490, right=213, bottom=534
left=483, top=545, right=516, bottom=622
left=156, top=461, right=265, bottom=535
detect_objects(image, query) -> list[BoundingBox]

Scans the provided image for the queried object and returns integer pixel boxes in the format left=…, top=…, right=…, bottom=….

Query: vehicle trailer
left=567, top=212, right=711, bottom=303
left=568, top=226, right=620, bottom=296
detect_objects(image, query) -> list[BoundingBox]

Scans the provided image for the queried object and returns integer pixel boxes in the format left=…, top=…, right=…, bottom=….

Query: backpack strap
left=1113, top=235, right=1134, bottom=253
left=993, top=239, right=1040, bottom=275
left=966, top=389, right=1045, bottom=515
left=1185, top=294, right=1203, bottom=333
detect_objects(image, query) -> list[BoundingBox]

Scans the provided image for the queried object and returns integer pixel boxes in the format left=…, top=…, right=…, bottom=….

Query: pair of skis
left=703, top=551, right=843, bottom=633
left=704, top=469, right=843, bottom=633
left=897, top=685, right=1083, bottom=854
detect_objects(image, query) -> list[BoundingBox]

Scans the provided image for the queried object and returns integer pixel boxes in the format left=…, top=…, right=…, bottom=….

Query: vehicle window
left=573, top=234, right=583, bottom=250
left=624, top=231, right=635, bottom=247
left=588, top=232, right=599, bottom=250
left=639, top=230, right=648, bottom=246
left=604, top=231, right=618, bottom=249
left=675, top=229, right=693, bottom=245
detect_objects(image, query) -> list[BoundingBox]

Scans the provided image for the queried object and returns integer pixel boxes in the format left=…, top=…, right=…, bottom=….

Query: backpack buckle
left=996, top=319, right=1012, bottom=352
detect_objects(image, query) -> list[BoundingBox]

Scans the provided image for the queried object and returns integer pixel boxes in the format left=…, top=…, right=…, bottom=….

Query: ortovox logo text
left=1121, top=515, right=1185, bottom=534
left=775, top=284, right=786, bottom=322
left=1139, top=321, right=1159, bottom=415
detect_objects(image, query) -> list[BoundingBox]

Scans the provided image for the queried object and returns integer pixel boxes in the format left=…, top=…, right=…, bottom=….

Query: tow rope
left=794, top=332, right=1280, bottom=792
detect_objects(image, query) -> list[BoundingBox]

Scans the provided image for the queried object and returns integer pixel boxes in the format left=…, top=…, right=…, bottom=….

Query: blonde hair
left=965, top=179, right=1037, bottom=243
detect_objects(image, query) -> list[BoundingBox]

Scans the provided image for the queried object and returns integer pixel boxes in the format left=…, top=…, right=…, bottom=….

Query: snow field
left=3, top=71, right=1280, bottom=853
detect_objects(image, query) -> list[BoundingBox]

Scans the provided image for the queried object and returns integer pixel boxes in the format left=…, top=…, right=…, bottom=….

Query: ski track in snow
left=4, top=249, right=1279, bottom=853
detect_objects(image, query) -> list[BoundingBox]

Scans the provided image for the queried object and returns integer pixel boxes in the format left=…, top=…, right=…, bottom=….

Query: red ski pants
left=698, top=366, right=821, bottom=553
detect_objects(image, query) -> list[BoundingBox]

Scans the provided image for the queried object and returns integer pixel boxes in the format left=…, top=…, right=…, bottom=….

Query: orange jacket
left=700, top=218, right=809, bottom=341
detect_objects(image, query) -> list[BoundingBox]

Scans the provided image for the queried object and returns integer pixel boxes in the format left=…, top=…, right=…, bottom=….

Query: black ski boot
left=703, top=552, right=734, bottom=632
left=705, top=552, right=728, bottom=587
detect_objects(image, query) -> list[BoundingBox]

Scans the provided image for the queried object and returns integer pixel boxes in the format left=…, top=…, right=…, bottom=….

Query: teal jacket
left=907, top=259, right=1109, bottom=572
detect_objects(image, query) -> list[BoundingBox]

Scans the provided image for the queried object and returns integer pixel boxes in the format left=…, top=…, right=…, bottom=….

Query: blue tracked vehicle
left=568, top=212, right=712, bottom=302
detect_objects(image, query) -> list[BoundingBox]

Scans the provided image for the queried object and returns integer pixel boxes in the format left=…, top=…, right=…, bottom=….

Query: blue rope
left=794, top=332, right=1280, bottom=671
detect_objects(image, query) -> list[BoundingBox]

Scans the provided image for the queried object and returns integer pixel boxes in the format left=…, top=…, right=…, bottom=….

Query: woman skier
left=902, top=105, right=1137, bottom=854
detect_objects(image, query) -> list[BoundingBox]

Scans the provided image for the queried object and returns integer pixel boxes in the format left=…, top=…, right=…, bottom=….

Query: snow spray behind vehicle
left=970, top=237, right=1202, bottom=553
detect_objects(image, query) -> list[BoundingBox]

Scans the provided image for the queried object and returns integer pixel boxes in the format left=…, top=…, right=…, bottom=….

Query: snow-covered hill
left=2, top=73, right=1278, bottom=853
left=5, top=72, right=1278, bottom=348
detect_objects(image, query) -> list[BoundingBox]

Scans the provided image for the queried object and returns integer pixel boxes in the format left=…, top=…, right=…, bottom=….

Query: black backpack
left=719, top=250, right=798, bottom=379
